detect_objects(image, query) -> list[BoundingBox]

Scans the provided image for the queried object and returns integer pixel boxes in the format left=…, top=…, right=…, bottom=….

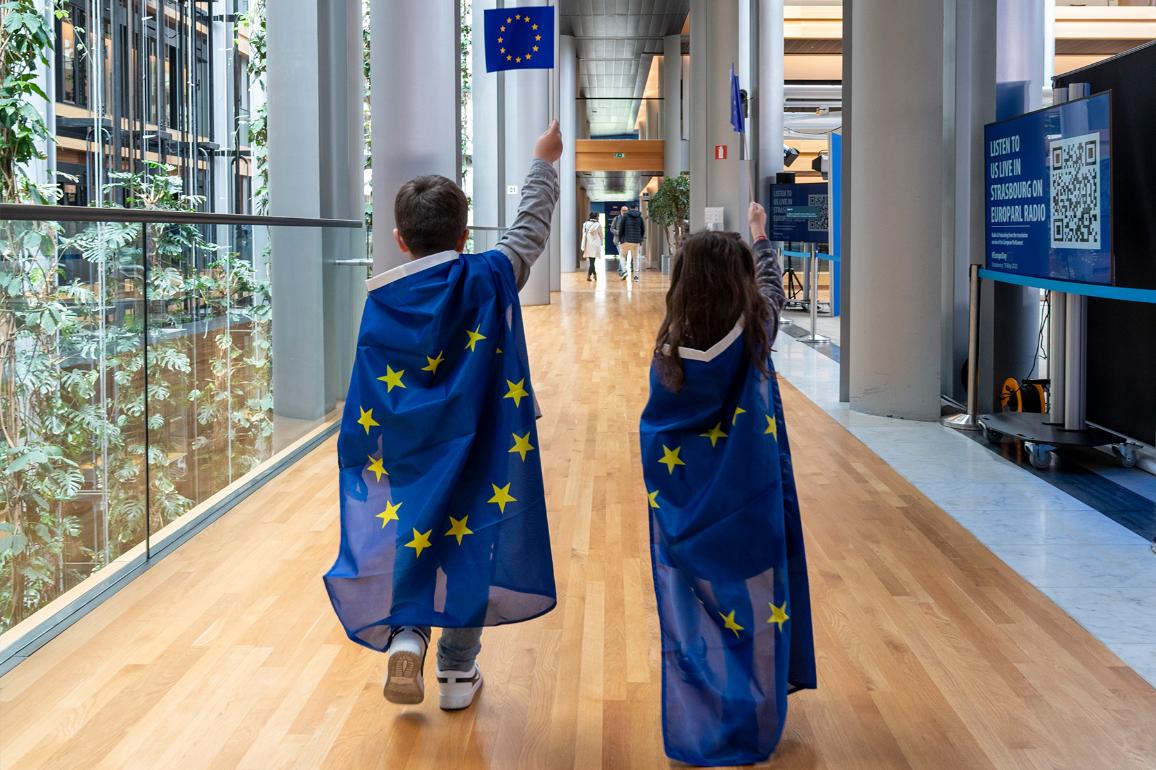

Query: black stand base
left=977, top=412, right=1130, bottom=470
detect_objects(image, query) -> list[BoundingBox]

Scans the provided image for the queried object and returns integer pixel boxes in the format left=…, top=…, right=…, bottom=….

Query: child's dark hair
left=394, top=175, right=469, bottom=257
left=654, top=231, right=771, bottom=392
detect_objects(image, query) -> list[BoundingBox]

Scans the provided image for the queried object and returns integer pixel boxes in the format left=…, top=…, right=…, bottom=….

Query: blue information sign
left=984, top=92, right=1113, bottom=284
left=769, top=182, right=829, bottom=244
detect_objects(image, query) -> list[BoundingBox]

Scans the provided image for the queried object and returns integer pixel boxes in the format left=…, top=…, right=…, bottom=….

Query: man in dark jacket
left=616, top=205, right=646, bottom=282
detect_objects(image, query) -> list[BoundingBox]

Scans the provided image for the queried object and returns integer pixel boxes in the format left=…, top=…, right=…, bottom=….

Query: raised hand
left=533, top=120, right=563, bottom=163
left=748, top=201, right=768, bottom=241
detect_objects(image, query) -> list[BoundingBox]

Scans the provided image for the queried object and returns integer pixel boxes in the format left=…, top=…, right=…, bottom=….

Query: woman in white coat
left=581, top=213, right=604, bottom=282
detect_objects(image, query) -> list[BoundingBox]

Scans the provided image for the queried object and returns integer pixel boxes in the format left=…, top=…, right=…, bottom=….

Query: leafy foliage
left=649, top=174, right=691, bottom=255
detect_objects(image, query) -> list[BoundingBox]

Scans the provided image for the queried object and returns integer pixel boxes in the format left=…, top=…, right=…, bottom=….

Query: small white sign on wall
left=506, top=185, right=520, bottom=195
left=704, top=207, right=725, bottom=231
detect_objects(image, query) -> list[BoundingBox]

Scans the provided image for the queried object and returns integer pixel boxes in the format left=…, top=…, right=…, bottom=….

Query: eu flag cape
left=325, top=250, right=556, bottom=651
left=640, top=322, right=816, bottom=766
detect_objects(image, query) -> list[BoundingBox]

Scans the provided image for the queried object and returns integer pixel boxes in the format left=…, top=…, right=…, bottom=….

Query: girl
left=639, top=203, right=816, bottom=766
left=580, top=212, right=603, bottom=281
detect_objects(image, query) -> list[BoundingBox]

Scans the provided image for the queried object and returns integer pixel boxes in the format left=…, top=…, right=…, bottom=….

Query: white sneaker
left=383, top=627, right=427, bottom=704
left=436, top=664, right=484, bottom=711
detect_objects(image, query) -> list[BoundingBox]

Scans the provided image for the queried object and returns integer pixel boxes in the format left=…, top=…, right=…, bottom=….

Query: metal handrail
left=0, top=203, right=363, bottom=229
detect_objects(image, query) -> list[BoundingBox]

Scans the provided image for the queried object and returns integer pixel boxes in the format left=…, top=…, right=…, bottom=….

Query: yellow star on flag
left=366, top=455, right=388, bottom=482
left=516, top=56, right=522, bottom=63
left=658, top=445, right=685, bottom=474
left=647, top=490, right=661, bottom=509
left=405, top=528, right=433, bottom=558
left=500, top=47, right=506, bottom=54
left=720, top=610, right=745, bottom=637
left=525, top=53, right=532, bottom=60
left=509, top=432, right=535, bottom=461
left=422, top=351, right=445, bottom=374
left=532, top=23, right=539, bottom=30
left=700, top=422, right=728, bottom=447
left=504, top=378, right=529, bottom=407
left=533, top=45, right=539, bottom=52
left=377, top=500, right=402, bottom=527
left=496, top=347, right=504, bottom=355
left=535, top=34, right=542, bottom=41
left=515, top=13, right=521, bottom=20
left=767, top=601, right=790, bottom=631
left=488, top=482, right=517, bottom=513
left=445, top=515, right=474, bottom=545
left=765, top=415, right=778, bottom=440
left=732, top=406, right=747, bottom=426
left=497, top=36, right=503, bottom=43
left=465, top=325, right=487, bottom=351
left=507, top=55, right=513, bottom=61
left=506, top=17, right=511, bottom=23
left=377, top=365, right=406, bottom=392
left=356, top=406, right=379, bottom=434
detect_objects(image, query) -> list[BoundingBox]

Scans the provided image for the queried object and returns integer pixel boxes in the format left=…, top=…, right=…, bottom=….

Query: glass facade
left=49, top=0, right=258, bottom=214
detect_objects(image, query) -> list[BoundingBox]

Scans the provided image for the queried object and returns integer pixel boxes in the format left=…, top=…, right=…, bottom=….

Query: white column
left=472, top=3, right=504, bottom=237
left=504, top=64, right=552, bottom=305
left=756, top=0, right=785, bottom=193
left=848, top=0, right=945, bottom=419
left=559, top=34, right=578, bottom=275
left=662, top=33, right=688, bottom=178
left=371, top=0, right=459, bottom=273
left=689, top=0, right=749, bottom=232
left=267, top=0, right=325, bottom=419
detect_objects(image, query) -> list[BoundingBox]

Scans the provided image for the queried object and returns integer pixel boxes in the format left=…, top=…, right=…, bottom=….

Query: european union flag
left=730, top=65, right=746, bottom=133
left=325, top=249, right=556, bottom=651
left=484, top=6, right=555, bottom=72
left=640, top=321, right=816, bottom=766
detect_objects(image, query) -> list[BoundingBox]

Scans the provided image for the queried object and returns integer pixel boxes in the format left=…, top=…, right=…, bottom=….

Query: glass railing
left=0, top=205, right=364, bottom=657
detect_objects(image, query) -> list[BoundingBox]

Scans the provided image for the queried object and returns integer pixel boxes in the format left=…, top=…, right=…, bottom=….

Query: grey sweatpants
left=417, top=626, right=483, bottom=672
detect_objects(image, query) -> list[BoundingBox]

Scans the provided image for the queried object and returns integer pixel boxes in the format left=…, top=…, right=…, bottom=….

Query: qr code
left=1049, top=132, right=1101, bottom=250
left=807, top=194, right=829, bottom=233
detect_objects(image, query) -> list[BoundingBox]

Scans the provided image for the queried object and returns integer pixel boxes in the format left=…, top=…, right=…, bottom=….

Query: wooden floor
left=2, top=272, right=1154, bottom=769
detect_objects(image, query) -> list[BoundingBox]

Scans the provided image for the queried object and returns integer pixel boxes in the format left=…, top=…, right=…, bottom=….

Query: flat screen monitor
left=984, top=91, right=1113, bottom=285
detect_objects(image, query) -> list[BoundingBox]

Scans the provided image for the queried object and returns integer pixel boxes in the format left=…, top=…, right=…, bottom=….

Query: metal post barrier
left=1064, top=293, right=1087, bottom=430
left=1048, top=291, right=1067, bottom=424
left=944, top=263, right=982, bottom=430
left=802, top=244, right=828, bottom=343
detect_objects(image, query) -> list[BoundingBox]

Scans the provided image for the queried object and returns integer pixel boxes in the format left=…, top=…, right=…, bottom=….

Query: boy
left=324, top=122, right=563, bottom=711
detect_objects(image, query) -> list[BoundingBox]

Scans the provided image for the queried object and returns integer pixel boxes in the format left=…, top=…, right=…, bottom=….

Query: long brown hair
left=654, top=231, right=771, bottom=391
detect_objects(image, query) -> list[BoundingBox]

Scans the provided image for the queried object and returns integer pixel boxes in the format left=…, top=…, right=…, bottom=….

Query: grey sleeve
left=496, top=159, right=561, bottom=290
left=754, top=238, right=786, bottom=342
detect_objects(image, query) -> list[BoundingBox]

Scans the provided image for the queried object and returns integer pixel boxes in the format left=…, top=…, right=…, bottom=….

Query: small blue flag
left=640, top=322, right=815, bottom=765
left=325, top=250, right=556, bottom=650
left=730, top=65, right=746, bottom=133
left=484, top=6, right=555, bottom=72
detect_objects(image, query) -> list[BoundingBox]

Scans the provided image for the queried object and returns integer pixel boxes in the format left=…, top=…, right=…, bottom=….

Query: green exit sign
left=614, top=152, right=626, bottom=159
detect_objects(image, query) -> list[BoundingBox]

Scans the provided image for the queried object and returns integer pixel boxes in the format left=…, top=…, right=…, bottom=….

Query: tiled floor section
left=772, top=329, right=1156, bottom=688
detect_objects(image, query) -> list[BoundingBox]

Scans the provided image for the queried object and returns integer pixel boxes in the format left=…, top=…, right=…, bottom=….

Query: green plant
left=649, top=174, right=691, bottom=256
left=243, top=0, right=268, bottom=214
left=0, top=0, right=66, bottom=202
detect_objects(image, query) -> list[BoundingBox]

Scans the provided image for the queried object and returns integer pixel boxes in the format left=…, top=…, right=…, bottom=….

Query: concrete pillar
left=472, top=2, right=504, bottom=237
left=838, top=3, right=852, bottom=402
left=319, top=0, right=367, bottom=405
left=371, top=0, right=459, bottom=273
left=559, top=34, right=579, bottom=275
left=848, top=0, right=944, bottom=419
left=267, top=0, right=365, bottom=420
left=504, top=63, right=552, bottom=305
left=267, top=0, right=325, bottom=420
left=662, top=33, right=688, bottom=178
left=689, top=0, right=750, bottom=233
left=942, top=0, right=997, bottom=407
left=756, top=0, right=785, bottom=197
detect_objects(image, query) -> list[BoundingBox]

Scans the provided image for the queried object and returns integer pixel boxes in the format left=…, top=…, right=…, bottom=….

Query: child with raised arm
left=325, top=122, right=563, bottom=712
left=639, top=203, right=816, bottom=765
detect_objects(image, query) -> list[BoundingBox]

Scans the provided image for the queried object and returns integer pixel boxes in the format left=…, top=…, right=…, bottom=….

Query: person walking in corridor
left=639, top=202, right=816, bottom=765
left=617, top=204, right=646, bottom=282
left=581, top=212, right=603, bottom=282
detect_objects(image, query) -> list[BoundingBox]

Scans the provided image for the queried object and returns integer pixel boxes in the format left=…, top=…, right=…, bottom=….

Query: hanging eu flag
left=640, top=322, right=816, bottom=766
left=730, top=64, right=746, bottom=133
left=324, top=249, right=556, bottom=651
left=484, top=6, right=555, bottom=72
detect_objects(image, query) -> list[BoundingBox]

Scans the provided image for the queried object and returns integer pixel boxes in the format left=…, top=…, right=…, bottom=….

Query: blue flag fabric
left=640, top=322, right=816, bottom=766
left=730, top=65, right=746, bottom=134
left=484, top=6, right=555, bottom=72
left=324, top=250, right=556, bottom=651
